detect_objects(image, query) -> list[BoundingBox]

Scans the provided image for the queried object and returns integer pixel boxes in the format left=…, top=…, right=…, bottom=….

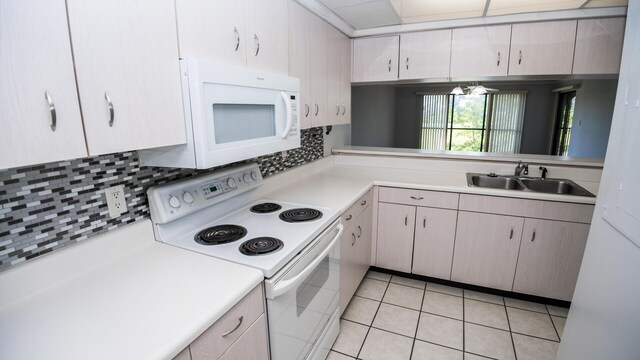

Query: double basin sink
left=466, top=173, right=595, bottom=197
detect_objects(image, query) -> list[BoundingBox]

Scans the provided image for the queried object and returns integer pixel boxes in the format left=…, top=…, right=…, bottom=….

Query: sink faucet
left=515, top=161, right=529, bottom=177
left=539, top=167, right=549, bottom=180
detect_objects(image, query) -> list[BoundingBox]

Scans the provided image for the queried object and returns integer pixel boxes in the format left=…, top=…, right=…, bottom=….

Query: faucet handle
left=523, top=163, right=529, bottom=176
left=539, top=166, right=549, bottom=180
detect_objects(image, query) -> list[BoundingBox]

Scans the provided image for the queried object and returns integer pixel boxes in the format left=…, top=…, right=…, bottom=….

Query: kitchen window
left=552, top=91, right=577, bottom=156
left=420, top=92, right=527, bottom=153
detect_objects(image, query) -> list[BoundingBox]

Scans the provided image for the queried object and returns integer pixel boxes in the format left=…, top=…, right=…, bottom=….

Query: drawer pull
left=346, top=214, right=353, bottom=221
left=410, top=196, right=424, bottom=200
left=360, top=200, right=367, bottom=206
left=405, top=216, right=408, bottom=226
left=222, top=316, right=243, bottom=337
left=509, top=228, right=514, bottom=239
left=423, top=218, right=426, bottom=228
left=352, top=233, right=356, bottom=246
left=44, top=91, right=57, bottom=131
left=531, top=229, right=536, bottom=242
left=357, top=225, right=362, bottom=238
left=233, top=27, right=240, bottom=51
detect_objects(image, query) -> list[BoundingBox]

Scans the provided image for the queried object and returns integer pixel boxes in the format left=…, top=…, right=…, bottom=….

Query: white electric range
left=147, top=163, right=343, bottom=360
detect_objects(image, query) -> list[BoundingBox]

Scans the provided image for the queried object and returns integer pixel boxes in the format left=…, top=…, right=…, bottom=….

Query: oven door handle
left=280, top=91, right=293, bottom=138
left=269, top=224, right=343, bottom=298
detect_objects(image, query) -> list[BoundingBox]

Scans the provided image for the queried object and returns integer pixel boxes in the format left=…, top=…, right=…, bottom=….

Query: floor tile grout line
left=462, top=287, right=466, bottom=354
left=355, top=279, right=391, bottom=359
left=504, top=301, right=518, bottom=360
left=548, top=311, right=562, bottom=342
left=409, top=282, right=428, bottom=359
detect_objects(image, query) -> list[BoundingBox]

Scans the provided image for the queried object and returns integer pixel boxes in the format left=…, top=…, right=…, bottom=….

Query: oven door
left=264, top=221, right=343, bottom=360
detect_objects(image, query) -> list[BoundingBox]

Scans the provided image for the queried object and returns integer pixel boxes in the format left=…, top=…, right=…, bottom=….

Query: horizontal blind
left=420, top=94, right=448, bottom=150
left=488, top=93, right=526, bottom=153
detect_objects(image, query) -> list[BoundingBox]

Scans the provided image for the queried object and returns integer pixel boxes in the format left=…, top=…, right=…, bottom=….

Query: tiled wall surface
left=0, top=128, right=324, bottom=271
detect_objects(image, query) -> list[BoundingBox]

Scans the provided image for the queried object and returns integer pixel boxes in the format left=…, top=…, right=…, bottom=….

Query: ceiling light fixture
left=450, top=84, right=464, bottom=95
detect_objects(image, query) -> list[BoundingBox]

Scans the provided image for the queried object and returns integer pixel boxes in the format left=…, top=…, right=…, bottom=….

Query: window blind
left=487, top=93, right=526, bottom=153
left=420, top=94, right=449, bottom=150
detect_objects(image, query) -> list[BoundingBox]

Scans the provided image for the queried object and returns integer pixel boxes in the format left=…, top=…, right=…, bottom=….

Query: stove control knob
left=168, top=196, right=181, bottom=209
left=251, top=170, right=259, bottom=181
left=182, top=191, right=194, bottom=204
left=227, top=178, right=236, bottom=188
left=243, top=173, right=252, bottom=183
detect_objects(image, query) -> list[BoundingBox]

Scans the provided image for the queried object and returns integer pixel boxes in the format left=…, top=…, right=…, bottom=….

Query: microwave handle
left=280, top=91, right=293, bottom=138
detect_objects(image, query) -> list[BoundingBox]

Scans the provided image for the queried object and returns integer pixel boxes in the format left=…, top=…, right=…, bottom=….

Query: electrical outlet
left=104, top=185, right=127, bottom=218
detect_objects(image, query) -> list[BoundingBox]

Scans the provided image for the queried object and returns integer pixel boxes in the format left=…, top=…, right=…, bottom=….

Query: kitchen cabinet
left=327, top=26, right=343, bottom=126
left=176, top=0, right=288, bottom=75
left=573, top=17, right=626, bottom=75
left=0, top=0, right=88, bottom=170
left=337, top=35, right=352, bottom=124
left=399, top=30, right=452, bottom=80
left=288, top=1, right=312, bottom=128
left=509, top=20, right=577, bottom=76
left=352, top=36, right=400, bottom=82
left=67, top=0, right=186, bottom=156
left=451, top=211, right=524, bottom=291
left=450, top=25, right=511, bottom=78
left=412, top=207, right=458, bottom=280
left=309, top=14, right=329, bottom=127
left=513, top=219, right=590, bottom=301
left=375, top=202, right=416, bottom=273
left=173, top=348, right=191, bottom=360
left=218, top=315, right=269, bottom=360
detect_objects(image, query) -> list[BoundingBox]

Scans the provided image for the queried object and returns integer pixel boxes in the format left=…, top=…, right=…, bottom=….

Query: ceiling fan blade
left=484, top=87, right=499, bottom=92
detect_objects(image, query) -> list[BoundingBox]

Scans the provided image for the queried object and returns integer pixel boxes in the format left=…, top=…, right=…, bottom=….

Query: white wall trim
left=294, top=0, right=356, bottom=37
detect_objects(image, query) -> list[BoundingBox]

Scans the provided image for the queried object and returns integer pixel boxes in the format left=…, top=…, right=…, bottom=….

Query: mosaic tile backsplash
left=0, top=127, right=324, bottom=271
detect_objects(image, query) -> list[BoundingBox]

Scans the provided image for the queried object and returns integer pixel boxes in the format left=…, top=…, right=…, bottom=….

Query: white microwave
left=139, top=59, right=300, bottom=169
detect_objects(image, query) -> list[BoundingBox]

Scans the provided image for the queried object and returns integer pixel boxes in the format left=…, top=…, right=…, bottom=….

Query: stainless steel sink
left=466, top=173, right=595, bottom=197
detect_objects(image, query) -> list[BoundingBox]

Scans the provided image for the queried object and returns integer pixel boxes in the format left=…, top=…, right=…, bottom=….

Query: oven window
left=212, top=104, right=276, bottom=144
left=296, top=256, right=330, bottom=317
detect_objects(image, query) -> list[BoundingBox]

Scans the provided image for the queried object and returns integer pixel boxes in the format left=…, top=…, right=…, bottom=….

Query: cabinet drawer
left=379, top=187, right=458, bottom=209
left=190, top=285, right=264, bottom=360
left=459, top=194, right=594, bottom=224
left=218, top=314, right=269, bottom=360
left=342, top=188, right=373, bottom=226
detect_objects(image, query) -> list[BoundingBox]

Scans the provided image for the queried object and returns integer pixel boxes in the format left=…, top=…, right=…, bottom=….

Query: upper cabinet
left=399, top=30, right=452, bottom=80
left=67, top=0, right=186, bottom=156
left=0, top=0, right=88, bottom=169
left=509, top=20, right=577, bottom=76
left=176, top=0, right=288, bottom=74
left=573, top=18, right=626, bottom=75
left=352, top=36, right=400, bottom=82
left=288, top=1, right=312, bottom=128
left=450, top=25, right=511, bottom=78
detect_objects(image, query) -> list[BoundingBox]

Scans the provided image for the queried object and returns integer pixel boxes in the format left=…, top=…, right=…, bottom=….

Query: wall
left=351, top=85, right=397, bottom=147
left=0, top=128, right=324, bottom=271
left=323, top=124, right=352, bottom=156
left=568, top=80, right=618, bottom=158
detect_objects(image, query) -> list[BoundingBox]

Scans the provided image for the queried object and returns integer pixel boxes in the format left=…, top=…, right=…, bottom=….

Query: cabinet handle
left=305, top=103, right=310, bottom=117
left=405, top=216, right=408, bottom=226
left=406, top=57, right=409, bottom=70
left=351, top=233, right=356, bottom=246
left=254, top=34, right=260, bottom=56
left=509, top=227, right=514, bottom=239
left=357, top=225, right=362, bottom=238
left=105, top=92, right=114, bottom=127
left=233, top=27, right=240, bottom=51
left=336, top=104, right=340, bottom=115
left=342, top=104, right=346, bottom=115
left=44, top=91, right=57, bottom=131
left=518, top=50, right=522, bottom=65
left=222, top=316, right=243, bottom=337
left=410, top=196, right=424, bottom=200
left=497, top=51, right=500, bottom=66
left=423, top=218, right=426, bottom=228
left=345, top=214, right=352, bottom=221
left=531, top=229, right=536, bottom=242
left=388, top=59, right=392, bottom=72
left=315, top=103, right=319, bottom=116
left=360, top=200, right=367, bottom=206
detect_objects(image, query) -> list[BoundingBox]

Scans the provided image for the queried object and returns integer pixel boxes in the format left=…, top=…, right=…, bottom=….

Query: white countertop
left=0, top=220, right=263, bottom=360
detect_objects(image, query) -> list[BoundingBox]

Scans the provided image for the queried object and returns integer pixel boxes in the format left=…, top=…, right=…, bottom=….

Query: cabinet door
left=218, top=315, right=269, bottom=360
left=451, top=212, right=524, bottom=291
left=513, top=219, right=589, bottom=301
left=509, top=20, right=577, bottom=76
left=0, top=0, right=87, bottom=170
left=355, top=206, right=373, bottom=284
left=399, top=30, right=452, bottom=80
left=173, top=348, right=191, bottom=360
left=309, top=14, right=328, bottom=127
left=245, top=0, right=289, bottom=74
left=175, top=0, right=247, bottom=67
left=376, top=203, right=416, bottom=273
left=573, top=18, right=625, bottom=75
left=325, top=26, right=343, bottom=126
left=338, top=35, right=352, bottom=125
left=288, top=1, right=312, bottom=129
left=352, top=36, right=399, bottom=82
left=412, top=207, right=458, bottom=280
left=67, top=0, right=186, bottom=155
left=450, top=25, right=511, bottom=78
left=339, top=224, right=357, bottom=315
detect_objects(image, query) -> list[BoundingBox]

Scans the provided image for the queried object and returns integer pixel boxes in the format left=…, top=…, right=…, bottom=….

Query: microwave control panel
left=288, top=93, right=299, bottom=137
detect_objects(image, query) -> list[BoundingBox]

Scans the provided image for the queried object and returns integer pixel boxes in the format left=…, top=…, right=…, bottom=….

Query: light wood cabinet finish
left=509, top=20, right=577, bottom=75
left=340, top=203, right=372, bottom=314
left=244, top=0, right=289, bottom=74
left=190, top=285, right=264, bottom=360
left=451, top=211, right=524, bottom=291
left=356, top=206, right=374, bottom=282
left=352, top=36, right=400, bottom=82
left=341, top=189, right=373, bottom=226
left=67, top=0, right=186, bottom=156
left=288, top=0, right=312, bottom=128
left=376, top=202, right=416, bottom=273
left=412, top=207, right=458, bottom=280
left=218, top=315, right=269, bottom=360
left=399, top=30, right=452, bottom=80
left=458, top=194, right=594, bottom=224
left=450, top=25, right=511, bottom=78
left=337, top=35, right=353, bottom=125
left=0, top=0, right=88, bottom=170
left=309, top=14, right=328, bottom=127
left=379, top=187, right=459, bottom=209
left=573, top=18, right=626, bottom=75
left=326, top=26, right=343, bottom=126
left=173, top=348, right=191, bottom=360
left=513, top=219, right=589, bottom=301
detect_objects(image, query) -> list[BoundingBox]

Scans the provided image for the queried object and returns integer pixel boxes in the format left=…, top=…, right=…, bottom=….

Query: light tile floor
left=329, top=271, right=568, bottom=360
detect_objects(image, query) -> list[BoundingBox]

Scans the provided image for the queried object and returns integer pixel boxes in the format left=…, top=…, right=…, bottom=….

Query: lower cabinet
left=218, top=315, right=269, bottom=360
left=513, top=219, right=590, bottom=301
left=412, top=207, right=458, bottom=280
left=340, top=201, right=373, bottom=314
left=375, top=202, right=416, bottom=273
left=450, top=211, right=525, bottom=291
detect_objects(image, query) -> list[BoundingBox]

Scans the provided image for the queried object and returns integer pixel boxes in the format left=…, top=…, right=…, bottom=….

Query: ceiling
left=317, top=0, right=628, bottom=30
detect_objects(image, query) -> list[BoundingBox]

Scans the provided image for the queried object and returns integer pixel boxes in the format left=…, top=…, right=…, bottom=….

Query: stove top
left=250, top=202, right=282, bottom=214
